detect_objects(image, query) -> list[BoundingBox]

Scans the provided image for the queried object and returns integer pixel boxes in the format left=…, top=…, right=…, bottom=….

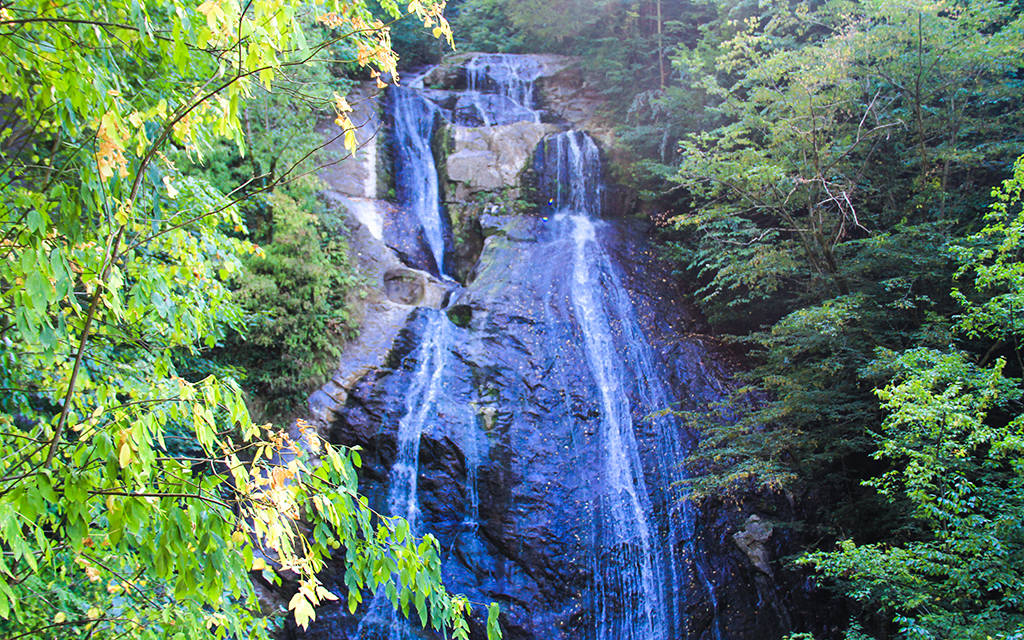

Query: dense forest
left=2, top=0, right=1024, bottom=638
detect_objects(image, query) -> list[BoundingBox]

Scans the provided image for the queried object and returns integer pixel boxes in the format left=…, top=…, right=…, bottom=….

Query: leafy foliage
left=0, top=0, right=500, bottom=638
left=673, top=0, right=1024, bottom=312
left=800, top=155, right=1024, bottom=640
left=663, top=0, right=1024, bottom=509
left=804, top=347, right=1024, bottom=638
left=226, top=192, right=365, bottom=417
left=171, top=46, right=367, bottom=419
left=447, top=0, right=526, bottom=53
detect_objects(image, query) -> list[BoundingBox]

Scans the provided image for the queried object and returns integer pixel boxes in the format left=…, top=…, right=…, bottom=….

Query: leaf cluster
left=0, top=0, right=497, bottom=638
left=223, top=191, right=366, bottom=418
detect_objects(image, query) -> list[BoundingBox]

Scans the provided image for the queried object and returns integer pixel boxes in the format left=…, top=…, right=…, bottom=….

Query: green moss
left=446, top=304, right=473, bottom=328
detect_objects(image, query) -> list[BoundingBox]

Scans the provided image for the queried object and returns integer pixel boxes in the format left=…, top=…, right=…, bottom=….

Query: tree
left=176, top=50, right=367, bottom=420
left=672, top=0, right=1024, bottom=320
left=667, top=0, right=1024, bottom=511
left=802, top=158, right=1024, bottom=638
left=0, top=0, right=500, bottom=638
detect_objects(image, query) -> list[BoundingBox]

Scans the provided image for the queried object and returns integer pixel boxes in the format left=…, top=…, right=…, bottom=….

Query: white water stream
left=351, top=56, right=720, bottom=640
left=390, top=87, right=446, bottom=274
left=464, top=54, right=542, bottom=126
left=545, top=130, right=722, bottom=640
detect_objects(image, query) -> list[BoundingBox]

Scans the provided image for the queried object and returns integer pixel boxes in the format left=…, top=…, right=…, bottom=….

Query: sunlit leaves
left=951, top=156, right=1024, bottom=341
left=0, top=0, right=492, bottom=637
left=802, top=157, right=1024, bottom=637
left=805, top=348, right=1024, bottom=638
left=672, top=0, right=1024, bottom=317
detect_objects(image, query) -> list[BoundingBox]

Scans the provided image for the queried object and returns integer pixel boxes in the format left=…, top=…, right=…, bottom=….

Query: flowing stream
left=540, top=132, right=722, bottom=640
left=460, top=54, right=542, bottom=126
left=390, top=86, right=446, bottom=275
left=323, top=53, right=726, bottom=640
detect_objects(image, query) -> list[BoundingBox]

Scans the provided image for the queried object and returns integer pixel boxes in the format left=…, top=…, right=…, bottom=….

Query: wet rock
left=444, top=122, right=559, bottom=202
left=421, top=56, right=470, bottom=89
left=535, top=63, right=612, bottom=147
left=382, top=268, right=452, bottom=308
left=285, top=54, right=834, bottom=640
left=733, top=515, right=774, bottom=577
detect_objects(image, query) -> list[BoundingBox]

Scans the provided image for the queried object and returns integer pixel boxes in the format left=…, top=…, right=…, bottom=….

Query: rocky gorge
left=284, top=54, right=834, bottom=640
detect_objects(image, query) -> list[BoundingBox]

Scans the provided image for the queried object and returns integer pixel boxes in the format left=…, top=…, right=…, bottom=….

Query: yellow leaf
left=118, top=442, right=131, bottom=468
left=197, top=0, right=220, bottom=18
left=53, top=612, right=66, bottom=624
left=333, top=92, right=352, bottom=113
left=270, top=466, right=293, bottom=489
left=344, top=128, right=358, bottom=155
left=162, top=175, right=178, bottom=199
left=251, top=557, right=266, bottom=571
left=114, top=201, right=131, bottom=225
left=290, top=591, right=316, bottom=629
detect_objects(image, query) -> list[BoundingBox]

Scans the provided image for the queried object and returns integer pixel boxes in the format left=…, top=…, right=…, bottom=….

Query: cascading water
left=305, top=54, right=744, bottom=640
left=390, top=86, right=446, bottom=275
left=537, top=131, right=721, bottom=640
left=356, top=311, right=451, bottom=640
left=387, top=315, right=451, bottom=533
left=568, top=211, right=668, bottom=640
left=357, top=55, right=550, bottom=640
left=467, top=55, right=540, bottom=115
left=455, top=54, right=542, bottom=126
left=357, top=84, right=455, bottom=640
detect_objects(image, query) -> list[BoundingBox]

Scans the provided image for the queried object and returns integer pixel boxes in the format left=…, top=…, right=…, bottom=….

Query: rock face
left=307, top=85, right=458, bottom=433
left=444, top=122, right=558, bottom=201
left=733, top=516, right=774, bottom=577
left=286, top=55, right=832, bottom=640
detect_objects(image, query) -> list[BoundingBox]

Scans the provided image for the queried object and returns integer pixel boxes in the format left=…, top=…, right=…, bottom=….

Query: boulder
left=445, top=122, right=559, bottom=202
left=733, top=515, right=775, bottom=577
left=536, top=62, right=613, bottom=148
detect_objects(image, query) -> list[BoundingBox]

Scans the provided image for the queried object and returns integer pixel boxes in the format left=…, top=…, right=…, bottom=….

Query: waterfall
left=466, top=54, right=541, bottom=116
left=358, top=83, right=455, bottom=640
left=308, top=54, right=737, bottom=640
left=456, top=54, right=542, bottom=126
left=390, top=86, right=446, bottom=275
left=568, top=212, right=668, bottom=640
left=388, top=314, right=451, bottom=532
left=537, top=132, right=603, bottom=217
left=355, top=311, right=452, bottom=640
left=540, top=131, right=722, bottom=640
